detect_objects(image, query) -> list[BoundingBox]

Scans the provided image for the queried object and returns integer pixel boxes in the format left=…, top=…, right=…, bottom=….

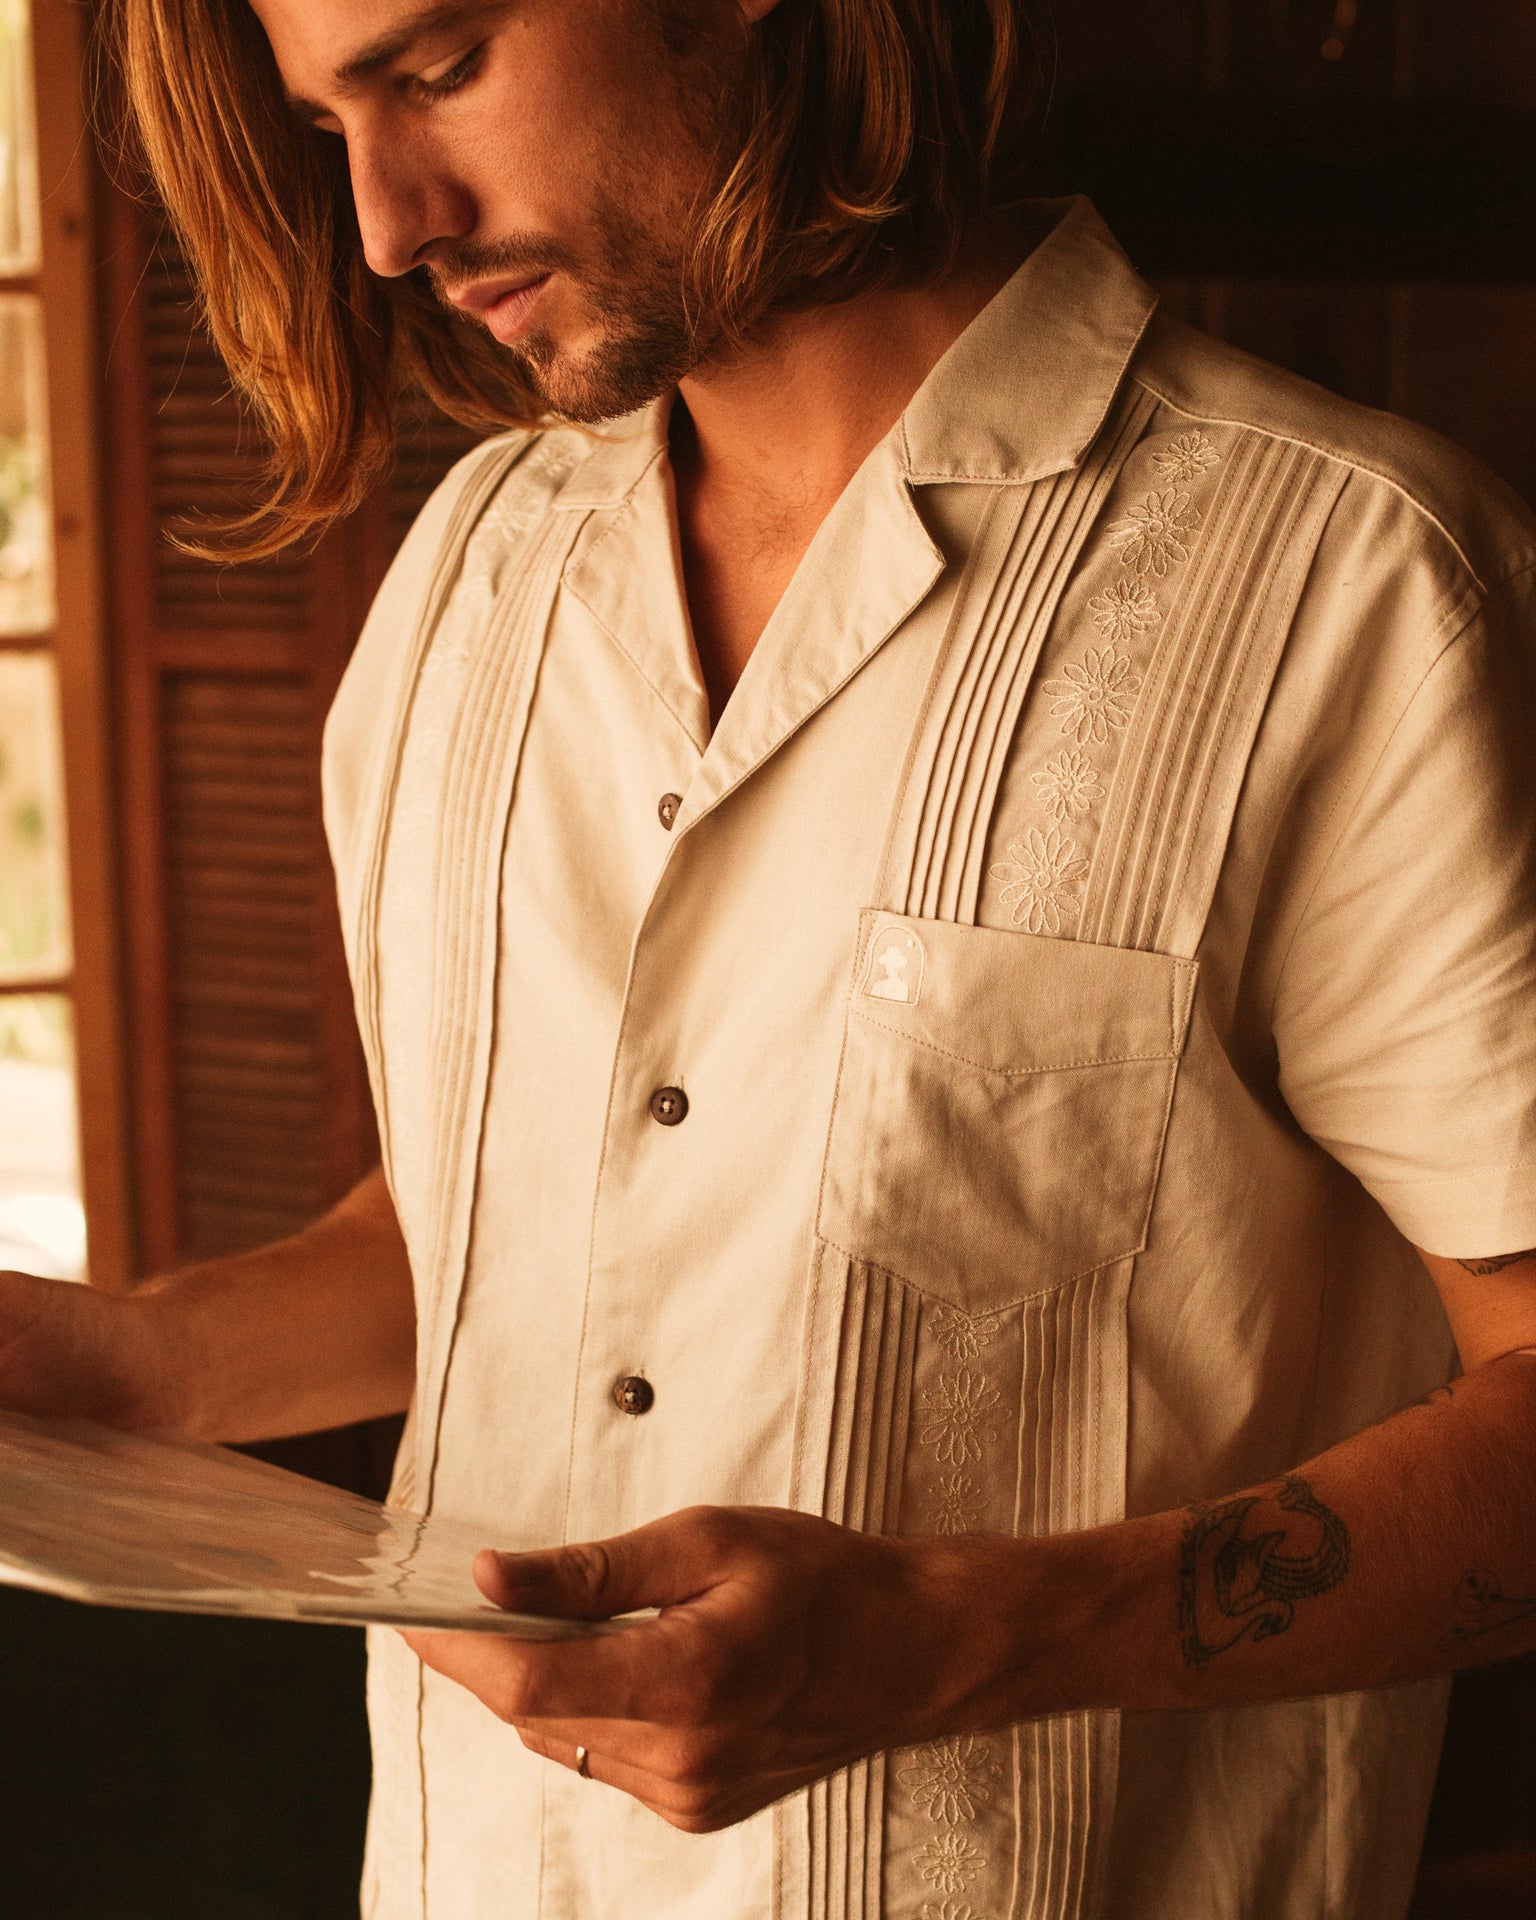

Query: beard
left=427, top=199, right=707, bottom=425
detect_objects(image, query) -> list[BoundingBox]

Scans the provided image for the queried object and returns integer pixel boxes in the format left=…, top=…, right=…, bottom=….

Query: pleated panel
left=808, top=1257, right=920, bottom=1918
left=1080, top=437, right=1347, bottom=956
left=996, top=1264, right=1129, bottom=1920
left=415, top=505, right=583, bottom=1503
left=352, top=438, right=530, bottom=1182
left=900, top=386, right=1159, bottom=927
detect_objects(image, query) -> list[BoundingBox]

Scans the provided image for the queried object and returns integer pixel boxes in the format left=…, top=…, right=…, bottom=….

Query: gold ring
left=575, top=1745, right=591, bottom=1779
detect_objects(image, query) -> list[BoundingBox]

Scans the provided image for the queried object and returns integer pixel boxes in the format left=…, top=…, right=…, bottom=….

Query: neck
left=674, top=208, right=1034, bottom=515
left=668, top=208, right=1037, bottom=718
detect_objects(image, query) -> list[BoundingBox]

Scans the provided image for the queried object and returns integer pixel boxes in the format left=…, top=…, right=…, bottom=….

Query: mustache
left=427, top=234, right=580, bottom=307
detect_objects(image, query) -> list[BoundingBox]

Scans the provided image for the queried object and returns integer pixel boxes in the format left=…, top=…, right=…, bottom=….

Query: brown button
left=658, top=792, right=682, bottom=830
left=649, top=1086, right=688, bottom=1126
left=613, top=1374, right=654, bottom=1416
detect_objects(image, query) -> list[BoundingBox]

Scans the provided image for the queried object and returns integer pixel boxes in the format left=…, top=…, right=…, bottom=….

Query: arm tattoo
left=1456, top=1248, right=1536, bottom=1276
left=1179, top=1476, right=1351, bottom=1669
left=1450, top=1569, right=1536, bottom=1642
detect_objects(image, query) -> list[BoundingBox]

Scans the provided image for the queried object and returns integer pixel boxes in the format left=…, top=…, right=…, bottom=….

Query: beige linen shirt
left=323, top=199, right=1536, bottom=1920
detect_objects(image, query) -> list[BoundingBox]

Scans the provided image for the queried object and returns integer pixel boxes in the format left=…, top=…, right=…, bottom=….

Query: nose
left=346, top=124, right=475, bottom=278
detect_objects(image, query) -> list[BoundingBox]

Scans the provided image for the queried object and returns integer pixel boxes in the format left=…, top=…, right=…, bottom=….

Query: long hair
left=107, top=0, right=1042, bottom=557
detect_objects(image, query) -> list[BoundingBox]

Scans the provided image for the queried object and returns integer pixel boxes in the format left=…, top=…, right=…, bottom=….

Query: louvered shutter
left=102, top=197, right=482, bottom=1274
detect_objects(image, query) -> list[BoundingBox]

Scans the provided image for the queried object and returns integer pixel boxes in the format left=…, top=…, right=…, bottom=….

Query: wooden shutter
left=101, top=200, right=482, bottom=1275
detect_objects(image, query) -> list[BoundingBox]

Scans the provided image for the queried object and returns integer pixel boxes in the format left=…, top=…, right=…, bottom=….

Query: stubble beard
left=437, top=196, right=706, bottom=425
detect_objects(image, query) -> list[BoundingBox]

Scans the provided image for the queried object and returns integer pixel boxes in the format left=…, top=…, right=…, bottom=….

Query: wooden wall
left=1036, top=0, right=1536, bottom=503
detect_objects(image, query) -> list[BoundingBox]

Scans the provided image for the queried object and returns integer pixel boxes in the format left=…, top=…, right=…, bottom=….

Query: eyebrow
left=284, top=0, right=505, bottom=120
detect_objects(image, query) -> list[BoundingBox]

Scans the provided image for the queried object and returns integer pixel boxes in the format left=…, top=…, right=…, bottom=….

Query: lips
left=448, top=271, right=553, bottom=344
left=448, top=269, right=546, bottom=316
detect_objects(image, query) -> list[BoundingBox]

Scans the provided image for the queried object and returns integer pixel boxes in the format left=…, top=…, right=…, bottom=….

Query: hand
left=402, top=1505, right=1012, bottom=1833
left=0, top=1266, right=181, bottom=1431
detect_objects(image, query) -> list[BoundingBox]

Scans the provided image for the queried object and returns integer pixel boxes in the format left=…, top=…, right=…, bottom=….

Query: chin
left=514, top=329, right=690, bottom=427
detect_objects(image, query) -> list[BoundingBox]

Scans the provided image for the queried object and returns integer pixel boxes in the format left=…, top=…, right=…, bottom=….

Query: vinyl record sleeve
left=0, top=1409, right=622, bottom=1637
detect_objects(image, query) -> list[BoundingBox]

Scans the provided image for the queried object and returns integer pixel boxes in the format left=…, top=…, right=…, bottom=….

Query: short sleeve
left=1274, top=563, right=1536, bottom=1257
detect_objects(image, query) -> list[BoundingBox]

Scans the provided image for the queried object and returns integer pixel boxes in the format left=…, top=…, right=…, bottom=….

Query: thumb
left=474, top=1506, right=737, bottom=1621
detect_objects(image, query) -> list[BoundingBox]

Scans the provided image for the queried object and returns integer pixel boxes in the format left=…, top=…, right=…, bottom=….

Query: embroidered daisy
left=1041, top=648, right=1141, bottom=746
left=1088, top=578, right=1161, bottom=644
left=1153, top=430, right=1219, bottom=483
left=1108, top=488, right=1202, bottom=576
left=1030, top=749, right=1105, bottom=824
left=899, top=1735, right=1004, bottom=1825
left=928, top=1304, right=999, bottom=1361
left=914, top=1832, right=987, bottom=1895
left=990, top=827, right=1088, bottom=935
left=919, top=1369, right=1002, bottom=1466
left=929, top=1471, right=984, bottom=1537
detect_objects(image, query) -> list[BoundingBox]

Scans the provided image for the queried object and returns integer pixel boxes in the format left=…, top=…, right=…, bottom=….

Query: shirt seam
left=848, top=1013, right=1185, bottom=1076
left=1359, top=1159, right=1536, bottom=1192
left=1133, top=367, right=1536, bottom=599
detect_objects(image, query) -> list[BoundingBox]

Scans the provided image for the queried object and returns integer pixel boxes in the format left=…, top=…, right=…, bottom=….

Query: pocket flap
left=850, top=909, right=1197, bottom=1074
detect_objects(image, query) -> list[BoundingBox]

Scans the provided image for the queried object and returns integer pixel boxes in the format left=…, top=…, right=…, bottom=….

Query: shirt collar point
left=547, top=401, right=671, bottom=510
left=897, top=197, right=1159, bottom=489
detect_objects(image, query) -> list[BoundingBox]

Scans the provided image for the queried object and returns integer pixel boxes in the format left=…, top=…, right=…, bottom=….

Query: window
left=0, top=0, right=79, bottom=1277
left=1, top=0, right=131, bottom=1285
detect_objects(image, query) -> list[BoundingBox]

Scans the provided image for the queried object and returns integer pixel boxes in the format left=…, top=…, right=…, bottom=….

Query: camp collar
left=897, top=196, right=1158, bottom=488
left=555, top=197, right=1157, bottom=513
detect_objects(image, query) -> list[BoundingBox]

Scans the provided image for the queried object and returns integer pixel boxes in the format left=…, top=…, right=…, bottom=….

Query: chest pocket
left=816, top=909, right=1197, bottom=1316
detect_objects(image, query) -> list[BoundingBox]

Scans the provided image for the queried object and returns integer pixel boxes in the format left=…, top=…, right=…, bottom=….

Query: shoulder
left=1132, top=310, right=1536, bottom=607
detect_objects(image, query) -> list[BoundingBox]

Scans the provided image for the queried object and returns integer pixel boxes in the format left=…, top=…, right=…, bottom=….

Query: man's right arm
left=0, top=1167, right=415, bottom=1443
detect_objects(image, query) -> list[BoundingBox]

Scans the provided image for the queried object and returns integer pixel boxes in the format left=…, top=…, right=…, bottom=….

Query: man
left=3, top=0, right=1535, bottom=1914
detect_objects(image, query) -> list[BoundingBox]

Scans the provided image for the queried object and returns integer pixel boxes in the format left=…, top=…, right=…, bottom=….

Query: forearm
left=136, top=1167, right=416, bottom=1443
left=935, top=1351, right=1536, bottom=1731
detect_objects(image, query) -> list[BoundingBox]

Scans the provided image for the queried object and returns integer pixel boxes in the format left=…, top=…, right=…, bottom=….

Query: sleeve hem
left=1365, top=1170, right=1536, bottom=1260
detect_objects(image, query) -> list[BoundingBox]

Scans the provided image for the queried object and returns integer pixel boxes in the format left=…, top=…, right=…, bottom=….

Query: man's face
left=251, top=0, right=751, bottom=419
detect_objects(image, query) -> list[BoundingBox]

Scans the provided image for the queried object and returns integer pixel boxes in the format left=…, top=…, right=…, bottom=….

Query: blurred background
left=0, top=0, right=1531, bottom=1913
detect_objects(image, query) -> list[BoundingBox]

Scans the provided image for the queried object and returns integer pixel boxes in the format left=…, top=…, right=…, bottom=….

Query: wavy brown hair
left=107, top=0, right=1043, bottom=556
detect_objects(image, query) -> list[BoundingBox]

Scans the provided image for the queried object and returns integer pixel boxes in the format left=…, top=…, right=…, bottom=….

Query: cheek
left=434, top=59, right=627, bottom=234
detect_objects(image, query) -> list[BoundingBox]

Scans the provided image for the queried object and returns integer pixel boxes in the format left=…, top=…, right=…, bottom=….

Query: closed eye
left=412, top=42, right=487, bottom=100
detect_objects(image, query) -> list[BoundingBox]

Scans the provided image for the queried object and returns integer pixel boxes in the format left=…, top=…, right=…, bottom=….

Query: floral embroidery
left=929, top=1470, right=984, bottom=1536
left=1030, top=749, right=1105, bottom=824
left=1089, top=578, right=1161, bottom=645
left=1153, top=430, right=1219, bottom=484
left=919, top=1369, right=1002, bottom=1465
left=914, top=1833, right=987, bottom=1895
left=919, top=1903, right=990, bottom=1920
left=928, top=1304, right=999, bottom=1361
left=990, top=827, right=1088, bottom=935
left=1042, top=647, right=1141, bottom=746
left=1108, top=489, right=1202, bottom=577
left=900, top=1735, right=1004, bottom=1825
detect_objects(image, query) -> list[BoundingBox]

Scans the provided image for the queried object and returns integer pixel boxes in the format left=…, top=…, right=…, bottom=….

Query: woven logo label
left=862, top=925, right=926, bottom=1006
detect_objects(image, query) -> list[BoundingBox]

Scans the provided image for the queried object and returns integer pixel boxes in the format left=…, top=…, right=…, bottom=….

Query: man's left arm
left=403, top=1246, right=1536, bottom=1833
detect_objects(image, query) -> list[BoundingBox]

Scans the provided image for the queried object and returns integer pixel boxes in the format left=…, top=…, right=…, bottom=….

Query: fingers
left=401, top=1604, right=717, bottom=1725
left=512, top=1724, right=815, bottom=1835
left=474, top=1505, right=748, bottom=1622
